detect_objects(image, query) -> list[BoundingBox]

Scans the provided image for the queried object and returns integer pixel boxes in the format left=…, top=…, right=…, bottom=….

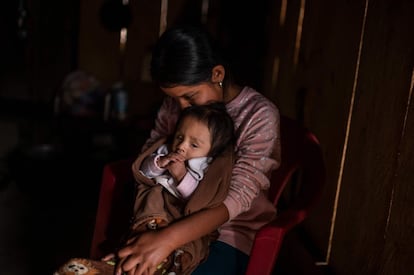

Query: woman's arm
left=224, top=96, right=281, bottom=219
left=115, top=204, right=229, bottom=275
left=141, top=97, right=180, bottom=152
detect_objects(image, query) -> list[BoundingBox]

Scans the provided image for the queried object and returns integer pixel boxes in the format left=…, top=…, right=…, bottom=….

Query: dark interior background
left=1, top=0, right=413, bottom=274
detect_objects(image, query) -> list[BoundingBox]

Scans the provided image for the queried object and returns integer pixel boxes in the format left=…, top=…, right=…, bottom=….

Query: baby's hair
left=175, top=102, right=235, bottom=158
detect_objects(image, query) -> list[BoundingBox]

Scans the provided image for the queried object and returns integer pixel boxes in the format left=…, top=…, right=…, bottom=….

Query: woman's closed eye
left=182, top=92, right=198, bottom=104
left=183, top=92, right=196, bottom=100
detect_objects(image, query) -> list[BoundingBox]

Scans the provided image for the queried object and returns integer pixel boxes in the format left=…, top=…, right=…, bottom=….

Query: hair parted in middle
left=150, top=25, right=228, bottom=88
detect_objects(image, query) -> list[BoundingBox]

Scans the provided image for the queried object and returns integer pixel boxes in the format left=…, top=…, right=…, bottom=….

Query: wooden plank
left=262, top=0, right=282, bottom=100
left=380, top=81, right=414, bottom=274
left=266, top=0, right=302, bottom=111
left=298, top=0, right=366, bottom=264
left=331, top=0, right=414, bottom=273
left=204, top=0, right=221, bottom=35
left=166, top=0, right=203, bottom=27
left=122, top=0, right=162, bottom=117
left=224, top=0, right=272, bottom=91
left=376, top=0, right=414, bottom=273
left=78, top=0, right=162, bottom=117
left=269, top=0, right=366, bottom=262
left=78, top=0, right=120, bottom=89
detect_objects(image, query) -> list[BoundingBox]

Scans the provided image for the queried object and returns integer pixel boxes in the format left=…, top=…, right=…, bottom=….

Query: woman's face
left=161, top=82, right=222, bottom=109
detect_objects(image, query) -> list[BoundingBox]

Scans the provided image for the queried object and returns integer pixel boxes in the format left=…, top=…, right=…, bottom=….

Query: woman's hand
left=112, top=204, right=229, bottom=275
left=114, top=230, right=174, bottom=275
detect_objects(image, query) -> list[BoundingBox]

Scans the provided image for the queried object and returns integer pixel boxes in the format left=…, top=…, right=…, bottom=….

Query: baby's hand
left=157, top=152, right=186, bottom=168
left=157, top=155, right=172, bottom=168
left=166, top=152, right=186, bottom=163
left=166, top=154, right=187, bottom=182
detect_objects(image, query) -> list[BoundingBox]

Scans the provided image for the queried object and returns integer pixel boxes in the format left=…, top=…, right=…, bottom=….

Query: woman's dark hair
left=175, top=102, right=235, bottom=158
left=150, top=25, right=227, bottom=88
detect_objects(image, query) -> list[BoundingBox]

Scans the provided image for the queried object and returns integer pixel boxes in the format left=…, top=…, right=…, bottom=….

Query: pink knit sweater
left=141, top=86, right=281, bottom=254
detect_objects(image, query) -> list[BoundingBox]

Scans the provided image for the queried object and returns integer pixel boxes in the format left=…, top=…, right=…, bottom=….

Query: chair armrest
left=90, top=158, right=135, bottom=259
left=245, top=209, right=307, bottom=275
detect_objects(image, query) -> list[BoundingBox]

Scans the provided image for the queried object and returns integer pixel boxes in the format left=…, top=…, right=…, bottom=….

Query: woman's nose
left=178, top=99, right=191, bottom=109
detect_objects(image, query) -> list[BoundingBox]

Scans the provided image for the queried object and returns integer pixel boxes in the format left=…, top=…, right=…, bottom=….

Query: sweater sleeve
left=176, top=172, right=200, bottom=199
left=223, top=97, right=281, bottom=220
left=138, top=144, right=169, bottom=178
left=141, top=97, right=180, bottom=152
left=140, top=155, right=166, bottom=178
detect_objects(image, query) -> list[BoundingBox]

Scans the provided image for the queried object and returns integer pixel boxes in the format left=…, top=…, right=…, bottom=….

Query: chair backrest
left=245, top=116, right=325, bottom=275
left=269, top=115, right=325, bottom=216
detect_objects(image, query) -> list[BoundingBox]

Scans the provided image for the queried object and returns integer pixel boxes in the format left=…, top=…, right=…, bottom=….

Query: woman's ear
left=211, top=65, right=225, bottom=83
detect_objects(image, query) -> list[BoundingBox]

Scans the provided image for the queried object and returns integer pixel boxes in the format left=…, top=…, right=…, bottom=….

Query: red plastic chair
left=245, top=115, right=325, bottom=275
left=90, top=115, right=325, bottom=274
left=90, top=157, right=136, bottom=260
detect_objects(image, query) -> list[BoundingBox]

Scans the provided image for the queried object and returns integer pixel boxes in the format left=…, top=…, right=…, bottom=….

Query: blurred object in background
left=109, top=81, right=128, bottom=122
left=59, top=70, right=105, bottom=118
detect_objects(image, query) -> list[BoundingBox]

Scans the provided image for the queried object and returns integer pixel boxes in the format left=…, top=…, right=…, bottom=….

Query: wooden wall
left=77, top=0, right=414, bottom=274
left=78, top=0, right=271, bottom=117
left=265, top=0, right=414, bottom=274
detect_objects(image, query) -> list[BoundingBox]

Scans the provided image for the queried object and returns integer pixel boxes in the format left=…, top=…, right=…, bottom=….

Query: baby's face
left=172, top=116, right=211, bottom=160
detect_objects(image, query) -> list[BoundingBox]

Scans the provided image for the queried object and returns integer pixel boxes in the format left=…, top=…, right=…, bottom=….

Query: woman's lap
left=192, top=241, right=249, bottom=275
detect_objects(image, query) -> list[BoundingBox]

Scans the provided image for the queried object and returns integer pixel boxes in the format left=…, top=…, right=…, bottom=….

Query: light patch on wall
left=120, top=0, right=129, bottom=52
left=201, top=0, right=209, bottom=24
left=279, top=0, right=287, bottom=27
left=160, top=0, right=168, bottom=36
left=120, top=28, right=128, bottom=53
left=271, top=57, right=280, bottom=91
left=293, top=0, right=305, bottom=67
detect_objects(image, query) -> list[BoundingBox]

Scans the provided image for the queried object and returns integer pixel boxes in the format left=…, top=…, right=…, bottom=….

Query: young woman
left=111, top=24, right=281, bottom=275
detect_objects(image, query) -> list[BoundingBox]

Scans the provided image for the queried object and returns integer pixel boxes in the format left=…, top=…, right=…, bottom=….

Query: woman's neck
left=223, top=83, right=242, bottom=103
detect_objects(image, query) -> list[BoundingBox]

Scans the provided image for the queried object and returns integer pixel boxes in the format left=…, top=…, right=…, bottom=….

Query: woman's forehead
left=161, top=83, right=210, bottom=95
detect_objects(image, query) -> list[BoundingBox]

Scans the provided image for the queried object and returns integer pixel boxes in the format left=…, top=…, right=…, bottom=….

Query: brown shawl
left=130, top=137, right=233, bottom=274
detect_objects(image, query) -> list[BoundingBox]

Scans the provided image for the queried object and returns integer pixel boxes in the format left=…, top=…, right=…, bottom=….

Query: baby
left=139, top=101, right=235, bottom=200
left=129, top=101, right=235, bottom=274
